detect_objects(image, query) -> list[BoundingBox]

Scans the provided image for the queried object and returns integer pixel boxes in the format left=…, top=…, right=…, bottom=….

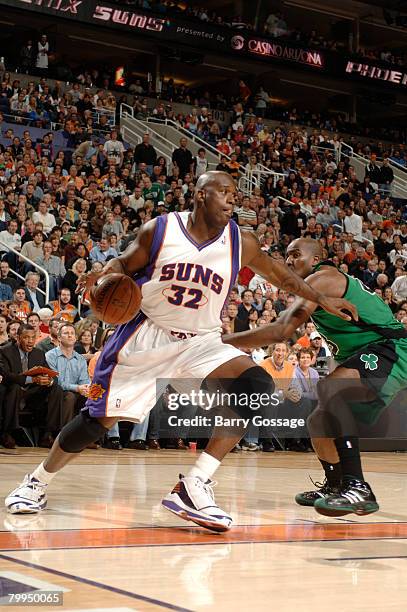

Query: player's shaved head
left=291, top=238, right=323, bottom=259
left=286, top=238, right=324, bottom=279
left=192, top=171, right=236, bottom=233
left=195, top=171, right=235, bottom=191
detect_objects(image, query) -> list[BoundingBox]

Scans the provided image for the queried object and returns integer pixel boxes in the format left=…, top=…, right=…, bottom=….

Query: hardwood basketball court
left=1, top=448, right=406, bottom=611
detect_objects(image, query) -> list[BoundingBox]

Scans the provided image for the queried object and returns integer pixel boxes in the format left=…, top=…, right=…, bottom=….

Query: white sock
left=31, top=462, right=57, bottom=485
left=187, top=452, right=221, bottom=482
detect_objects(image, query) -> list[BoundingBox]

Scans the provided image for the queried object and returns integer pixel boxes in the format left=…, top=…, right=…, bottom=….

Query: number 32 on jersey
left=162, top=284, right=208, bottom=309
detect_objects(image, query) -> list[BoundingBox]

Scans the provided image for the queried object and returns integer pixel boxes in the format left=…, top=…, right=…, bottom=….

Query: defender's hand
left=318, top=296, right=358, bottom=322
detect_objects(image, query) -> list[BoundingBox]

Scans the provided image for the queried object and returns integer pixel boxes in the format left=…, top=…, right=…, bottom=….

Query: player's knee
left=58, top=410, right=109, bottom=453
left=316, top=377, right=329, bottom=401
left=228, top=366, right=275, bottom=420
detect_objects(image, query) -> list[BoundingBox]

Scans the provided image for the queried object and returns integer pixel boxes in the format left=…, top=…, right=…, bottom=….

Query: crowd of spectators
left=356, top=46, right=407, bottom=67
left=0, top=71, right=406, bottom=453
left=2, top=65, right=406, bottom=153
left=115, top=0, right=255, bottom=30
left=2, top=26, right=403, bottom=147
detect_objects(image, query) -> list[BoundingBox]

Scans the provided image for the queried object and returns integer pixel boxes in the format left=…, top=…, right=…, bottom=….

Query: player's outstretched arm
left=223, top=298, right=312, bottom=349
left=76, top=219, right=156, bottom=292
left=240, top=232, right=357, bottom=322
left=224, top=268, right=347, bottom=349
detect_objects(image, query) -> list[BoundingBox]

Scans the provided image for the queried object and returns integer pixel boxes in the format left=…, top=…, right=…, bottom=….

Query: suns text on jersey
left=159, top=263, right=224, bottom=294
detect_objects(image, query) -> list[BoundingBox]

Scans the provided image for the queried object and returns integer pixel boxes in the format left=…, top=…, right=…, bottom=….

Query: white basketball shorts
left=85, top=312, right=246, bottom=422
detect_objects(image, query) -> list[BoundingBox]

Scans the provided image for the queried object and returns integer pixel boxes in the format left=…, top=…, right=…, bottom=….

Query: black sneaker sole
left=314, top=500, right=379, bottom=517
left=295, top=493, right=344, bottom=510
left=295, top=495, right=316, bottom=507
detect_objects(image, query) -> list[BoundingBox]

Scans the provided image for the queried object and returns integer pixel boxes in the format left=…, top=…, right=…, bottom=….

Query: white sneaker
left=5, top=474, right=48, bottom=514
left=162, top=474, right=233, bottom=533
left=241, top=442, right=260, bottom=451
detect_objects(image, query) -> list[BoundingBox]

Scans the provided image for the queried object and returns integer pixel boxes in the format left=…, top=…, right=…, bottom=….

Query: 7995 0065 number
left=5, top=591, right=63, bottom=606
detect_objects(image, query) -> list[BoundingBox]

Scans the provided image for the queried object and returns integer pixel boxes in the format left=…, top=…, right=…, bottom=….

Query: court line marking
left=0, top=522, right=353, bottom=533
left=0, top=570, right=70, bottom=592
left=326, top=555, right=407, bottom=561
left=4, top=458, right=407, bottom=475
left=2, top=536, right=407, bottom=553
left=3, top=520, right=407, bottom=551
left=1, top=519, right=405, bottom=535
left=0, top=553, right=192, bottom=612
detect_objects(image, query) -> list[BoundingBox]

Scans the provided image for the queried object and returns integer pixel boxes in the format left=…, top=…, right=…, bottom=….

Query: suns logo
left=231, top=35, right=245, bottom=51
left=88, top=383, right=106, bottom=401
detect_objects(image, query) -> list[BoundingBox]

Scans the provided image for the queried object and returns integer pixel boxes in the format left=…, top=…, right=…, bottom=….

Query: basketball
left=89, top=273, right=141, bottom=324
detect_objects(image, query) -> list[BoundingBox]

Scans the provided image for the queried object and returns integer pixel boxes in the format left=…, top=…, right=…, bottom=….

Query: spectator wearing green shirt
left=142, top=176, right=164, bottom=206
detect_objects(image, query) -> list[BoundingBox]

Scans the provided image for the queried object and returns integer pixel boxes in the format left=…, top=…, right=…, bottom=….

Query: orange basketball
left=89, top=273, right=141, bottom=324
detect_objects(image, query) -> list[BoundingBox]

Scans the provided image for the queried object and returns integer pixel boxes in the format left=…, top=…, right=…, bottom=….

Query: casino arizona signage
left=247, top=39, right=323, bottom=68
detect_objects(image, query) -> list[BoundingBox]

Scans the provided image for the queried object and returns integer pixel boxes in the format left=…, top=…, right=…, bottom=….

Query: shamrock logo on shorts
left=360, top=353, right=379, bottom=371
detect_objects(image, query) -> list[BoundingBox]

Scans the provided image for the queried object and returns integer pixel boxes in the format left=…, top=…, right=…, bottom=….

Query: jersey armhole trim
left=142, top=215, right=169, bottom=282
left=341, top=272, right=349, bottom=299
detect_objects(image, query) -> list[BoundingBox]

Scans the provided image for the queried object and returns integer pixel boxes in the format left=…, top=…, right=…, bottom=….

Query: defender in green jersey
left=225, top=238, right=407, bottom=517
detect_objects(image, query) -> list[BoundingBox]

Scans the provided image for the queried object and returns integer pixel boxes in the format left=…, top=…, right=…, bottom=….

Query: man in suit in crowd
left=0, top=324, right=67, bottom=448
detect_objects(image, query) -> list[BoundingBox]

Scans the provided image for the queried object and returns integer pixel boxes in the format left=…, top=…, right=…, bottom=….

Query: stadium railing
left=0, top=241, right=50, bottom=304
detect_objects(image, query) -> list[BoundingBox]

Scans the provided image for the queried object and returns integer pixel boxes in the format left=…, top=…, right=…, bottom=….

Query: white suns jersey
left=139, top=211, right=241, bottom=336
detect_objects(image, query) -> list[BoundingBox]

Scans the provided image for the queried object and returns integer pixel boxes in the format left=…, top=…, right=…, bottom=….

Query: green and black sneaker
left=295, top=479, right=342, bottom=508
left=314, top=479, right=379, bottom=517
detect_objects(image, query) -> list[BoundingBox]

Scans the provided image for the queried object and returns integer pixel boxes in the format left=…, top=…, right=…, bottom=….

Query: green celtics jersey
left=311, top=264, right=407, bottom=362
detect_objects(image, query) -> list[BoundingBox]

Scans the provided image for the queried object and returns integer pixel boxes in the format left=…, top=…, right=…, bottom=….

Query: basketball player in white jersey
left=5, top=172, right=356, bottom=532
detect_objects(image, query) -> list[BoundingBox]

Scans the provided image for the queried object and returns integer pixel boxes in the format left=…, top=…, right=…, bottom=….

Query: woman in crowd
left=103, top=175, right=126, bottom=201
left=383, top=286, right=399, bottom=313
left=294, top=348, right=319, bottom=401
left=62, top=258, right=87, bottom=308
left=49, top=232, right=66, bottom=262
left=247, top=308, right=259, bottom=330
left=156, top=156, right=167, bottom=176
left=74, top=327, right=97, bottom=362
left=289, top=347, right=320, bottom=451
left=65, top=243, right=91, bottom=271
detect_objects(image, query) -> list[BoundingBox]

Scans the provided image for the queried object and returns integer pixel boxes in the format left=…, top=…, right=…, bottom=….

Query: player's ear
left=196, top=189, right=205, bottom=206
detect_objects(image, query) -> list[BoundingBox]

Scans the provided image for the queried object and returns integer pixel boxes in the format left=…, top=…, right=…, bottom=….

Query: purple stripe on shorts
left=85, top=311, right=147, bottom=417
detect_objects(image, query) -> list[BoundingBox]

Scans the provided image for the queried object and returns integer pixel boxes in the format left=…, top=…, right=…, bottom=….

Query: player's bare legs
left=296, top=367, right=379, bottom=516
left=162, top=356, right=275, bottom=531
left=42, top=416, right=119, bottom=472
left=203, top=355, right=258, bottom=459
left=5, top=415, right=119, bottom=514
left=311, top=438, right=339, bottom=464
